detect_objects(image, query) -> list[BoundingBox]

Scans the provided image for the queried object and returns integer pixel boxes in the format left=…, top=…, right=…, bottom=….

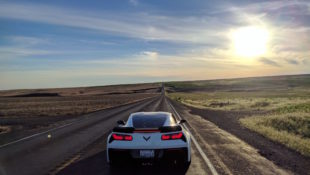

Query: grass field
left=0, top=83, right=160, bottom=118
left=166, top=74, right=310, bottom=156
left=240, top=113, right=310, bottom=156
left=0, top=83, right=160, bottom=135
left=168, top=92, right=310, bottom=111
left=0, top=93, right=157, bottom=118
left=165, top=74, right=310, bottom=92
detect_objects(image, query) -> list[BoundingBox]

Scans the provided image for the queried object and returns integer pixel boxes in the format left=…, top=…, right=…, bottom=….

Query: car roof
left=130, top=112, right=172, bottom=118
left=126, top=112, right=176, bottom=127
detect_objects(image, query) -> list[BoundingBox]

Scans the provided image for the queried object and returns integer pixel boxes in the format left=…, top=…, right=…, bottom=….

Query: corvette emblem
left=143, top=136, right=151, bottom=141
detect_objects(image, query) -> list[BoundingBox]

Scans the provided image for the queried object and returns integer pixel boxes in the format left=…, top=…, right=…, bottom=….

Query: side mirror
left=178, top=119, right=186, bottom=124
left=117, top=120, right=126, bottom=125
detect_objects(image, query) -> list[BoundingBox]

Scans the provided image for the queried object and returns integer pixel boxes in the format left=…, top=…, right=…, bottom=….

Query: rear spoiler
left=159, top=126, right=182, bottom=132
left=113, top=125, right=182, bottom=133
left=112, top=127, right=134, bottom=133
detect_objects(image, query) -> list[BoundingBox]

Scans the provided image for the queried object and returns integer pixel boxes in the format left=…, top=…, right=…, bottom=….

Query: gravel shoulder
left=177, top=101, right=310, bottom=175
left=169, top=99, right=305, bottom=175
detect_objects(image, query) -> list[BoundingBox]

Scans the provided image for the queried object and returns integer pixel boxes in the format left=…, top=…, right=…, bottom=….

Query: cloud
left=1, top=1, right=310, bottom=90
left=0, top=2, right=228, bottom=44
left=302, top=59, right=308, bottom=65
left=8, top=36, right=49, bottom=46
left=0, top=47, right=58, bottom=58
left=129, top=0, right=138, bottom=6
left=285, top=58, right=299, bottom=65
left=219, top=1, right=310, bottom=16
left=141, top=51, right=158, bottom=58
left=259, top=57, right=281, bottom=67
left=0, top=36, right=57, bottom=59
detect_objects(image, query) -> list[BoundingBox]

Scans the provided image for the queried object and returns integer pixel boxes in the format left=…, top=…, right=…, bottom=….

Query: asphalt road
left=0, top=88, right=294, bottom=175
left=0, top=92, right=213, bottom=175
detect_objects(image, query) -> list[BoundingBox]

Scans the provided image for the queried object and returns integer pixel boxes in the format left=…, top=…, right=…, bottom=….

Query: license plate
left=139, top=150, right=154, bottom=158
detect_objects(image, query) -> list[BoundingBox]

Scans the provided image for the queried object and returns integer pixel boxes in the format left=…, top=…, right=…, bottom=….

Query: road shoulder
left=170, top=99, right=292, bottom=175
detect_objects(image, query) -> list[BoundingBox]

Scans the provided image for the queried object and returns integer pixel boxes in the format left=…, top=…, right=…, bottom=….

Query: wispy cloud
left=218, top=0, right=310, bottom=16
left=0, top=47, right=58, bottom=58
left=141, top=51, right=158, bottom=58
left=1, top=1, right=310, bottom=90
left=302, top=59, right=308, bottom=65
left=0, top=36, right=57, bottom=59
left=259, top=57, right=281, bottom=67
left=285, top=58, right=299, bottom=65
left=78, top=39, right=118, bottom=46
left=8, top=36, right=49, bottom=46
left=129, top=0, right=139, bottom=6
left=0, top=2, right=228, bottom=44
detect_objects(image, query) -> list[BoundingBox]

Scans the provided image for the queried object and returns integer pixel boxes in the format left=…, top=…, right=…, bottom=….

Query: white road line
left=0, top=122, right=75, bottom=149
left=0, top=96, right=157, bottom=149
left=167, top=98, right=219, bottom=175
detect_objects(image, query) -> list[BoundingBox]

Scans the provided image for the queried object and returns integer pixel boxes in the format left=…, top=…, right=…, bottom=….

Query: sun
left=232, top=26, right=269, bottom=58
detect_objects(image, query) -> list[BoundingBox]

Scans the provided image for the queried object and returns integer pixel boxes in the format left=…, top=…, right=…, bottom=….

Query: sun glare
left=232, top=26, right=269, bottom=58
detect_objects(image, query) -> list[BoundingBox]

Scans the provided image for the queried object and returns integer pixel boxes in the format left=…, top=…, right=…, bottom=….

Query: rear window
left=132, top=115, right=168, bottom=128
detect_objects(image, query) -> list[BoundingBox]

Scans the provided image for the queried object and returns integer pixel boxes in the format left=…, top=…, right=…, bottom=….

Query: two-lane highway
left=0, top=93, right=215, bottom=175
left=0, top=96, right=159, bottom=175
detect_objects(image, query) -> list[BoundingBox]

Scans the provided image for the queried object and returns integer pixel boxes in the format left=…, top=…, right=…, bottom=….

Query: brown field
left=0, top=83, right=160, bottom=142
left=0, top=83, right=160, bottom=97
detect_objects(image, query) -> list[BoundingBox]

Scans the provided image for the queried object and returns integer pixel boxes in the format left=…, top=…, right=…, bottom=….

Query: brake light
left=112, top=134, right=123, bottom=140
left=161, top=134, right=170, bottom=140
left=161, top=132, right=184, bottom=141
left=111, top=134, right=132, bottom=141
left=171, top=132, right=183, bottom=139
left=124, top=135, right=133, bottom=141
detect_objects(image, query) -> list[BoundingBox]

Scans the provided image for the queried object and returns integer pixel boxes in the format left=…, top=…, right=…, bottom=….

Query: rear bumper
left=108, top=147, right=189, bottom=163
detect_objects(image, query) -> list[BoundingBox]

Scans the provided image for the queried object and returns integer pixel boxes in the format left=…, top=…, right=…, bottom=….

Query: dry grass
left=166, top=75, right=310, bottom=157
left=240, top=113, right=310, bottom=156
left=0, top=83, right=160, bottom=97
left=0, top=83, right=160, bottom=118
left=168, top=92, right=310, bottom=112
left=0, top=94, right=157, bottom=118
left=169, top=92, right=310, bottom=157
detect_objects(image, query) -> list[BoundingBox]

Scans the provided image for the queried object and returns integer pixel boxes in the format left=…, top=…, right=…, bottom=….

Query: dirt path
left=184, top=104, right=310, bottom=175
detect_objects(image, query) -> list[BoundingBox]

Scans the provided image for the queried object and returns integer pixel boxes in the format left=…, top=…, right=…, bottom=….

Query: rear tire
left=108, top=155, right=119, bottom=167
left=176, top=157, right=191, bottom=168
left=184, top=160, right=191, bottom=168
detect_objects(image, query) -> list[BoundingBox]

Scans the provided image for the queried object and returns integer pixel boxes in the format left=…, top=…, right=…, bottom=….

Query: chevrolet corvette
left=107, top=112, right=191, bottom=166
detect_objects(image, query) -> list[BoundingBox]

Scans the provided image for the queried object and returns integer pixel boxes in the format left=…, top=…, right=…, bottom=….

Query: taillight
left=110, top=133, right=132, bottom=142
left=124, top=135, right=133, bottom=141
left=161, top=134, right=170, bottom=140
left=171, top=132, right=183, bottom=139
left=112, top=134, right=123, bottom=140
left=161, top=132, right=185, bottom=141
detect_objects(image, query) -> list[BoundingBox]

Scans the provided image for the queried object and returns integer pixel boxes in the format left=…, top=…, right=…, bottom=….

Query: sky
left=0, top=0, right=309, bottom=90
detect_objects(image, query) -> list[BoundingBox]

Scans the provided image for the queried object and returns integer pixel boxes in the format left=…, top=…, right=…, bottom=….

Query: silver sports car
left=107, top=112, right=191, bottom=166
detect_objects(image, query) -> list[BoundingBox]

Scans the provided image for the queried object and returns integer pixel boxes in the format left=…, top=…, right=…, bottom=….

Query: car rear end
left=107, top=112, right=191, bottom=165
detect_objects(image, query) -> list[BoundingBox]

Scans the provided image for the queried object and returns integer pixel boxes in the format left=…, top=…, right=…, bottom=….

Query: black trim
left=113, top=127, right=134, bottom=133
left=159, top=125, right=182, bottom=132
left=108, top=148, right=188, bottom=164
left=112, top=125, right=182, bottom=133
